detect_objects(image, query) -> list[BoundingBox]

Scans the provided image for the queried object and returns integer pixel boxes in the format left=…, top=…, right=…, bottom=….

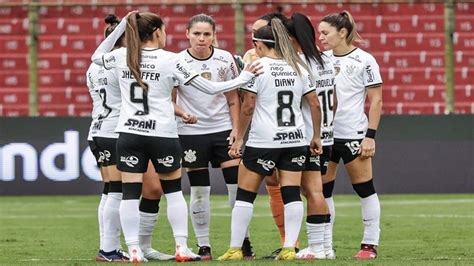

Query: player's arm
left=360, top=85, right=383, bottom=158
left=228, top=91, right=255, bottom=158
left=172, top=87, right=197, bottom=124
left=224, top=89, right=241, bottom=145
left=303, top=91, right=322, bottom=155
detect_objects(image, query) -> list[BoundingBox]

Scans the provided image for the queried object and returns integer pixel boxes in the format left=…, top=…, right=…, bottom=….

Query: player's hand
left=309, top=137, right=323, bottom=156
left=359, top=138, right=375, bottom=159
left=181, top=113, right=197, bottom=124
left=227, top=129, right=238, bottom=145
left=243, top=61, right=263, bottom=76
left=228, top=138, right=244, bottom=159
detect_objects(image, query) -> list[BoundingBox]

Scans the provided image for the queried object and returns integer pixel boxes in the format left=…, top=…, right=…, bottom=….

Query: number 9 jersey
left=101, top=47, right=199, bottom=138
left=241, top=57, right=315, bottom=148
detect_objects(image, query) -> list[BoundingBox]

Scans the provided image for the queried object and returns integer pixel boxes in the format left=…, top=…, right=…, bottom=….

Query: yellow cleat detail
left=275, top=247, right=296, bottom=260
left=217, top=248, right=243, bottom=261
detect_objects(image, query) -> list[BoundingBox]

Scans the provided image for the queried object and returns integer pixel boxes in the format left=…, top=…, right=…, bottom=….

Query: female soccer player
left=284, top=12, right=336, bottom=260
left=86, top=14, right=128, bottom=262
left=91, top=11, right=260, bottom=263
left=318, top=10, right=383, bottom=259
left=217, top=17, right=322, bottom=261
left=174, top=13, right=254, bottom=260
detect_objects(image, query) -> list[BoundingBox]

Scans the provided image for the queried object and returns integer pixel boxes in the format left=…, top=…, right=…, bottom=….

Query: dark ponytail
left=104, top=14, right=124, bottom=48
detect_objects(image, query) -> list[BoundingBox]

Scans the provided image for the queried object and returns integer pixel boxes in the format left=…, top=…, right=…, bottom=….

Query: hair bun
left=104, top=14, right=120, bottom=25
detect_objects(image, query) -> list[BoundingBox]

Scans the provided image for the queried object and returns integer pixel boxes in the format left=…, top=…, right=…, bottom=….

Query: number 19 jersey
left=101, top=47, right=198, bottom=138
left=241, top=57, right=314, bottom=148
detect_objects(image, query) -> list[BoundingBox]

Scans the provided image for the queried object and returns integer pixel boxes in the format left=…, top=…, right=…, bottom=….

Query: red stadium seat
left=39, top=103, right=91, bottom=117
left=0, top=104, right=29, bottom=117
left=0, top=88, right=28, bottom=105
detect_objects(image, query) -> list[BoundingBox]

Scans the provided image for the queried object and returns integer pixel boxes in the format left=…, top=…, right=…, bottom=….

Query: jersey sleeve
left=302, top=72, right=316, bottom=96
left=172, top=59, right=200, bottom=85
left=101, top=49, right=121, bottom=70
left=364, top=55, right=383, bottom=88
left=240, top=76, right=257, bottom=94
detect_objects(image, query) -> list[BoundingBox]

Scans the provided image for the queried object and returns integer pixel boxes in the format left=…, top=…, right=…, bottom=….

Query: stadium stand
left=0, top=2, right=472, bottom=116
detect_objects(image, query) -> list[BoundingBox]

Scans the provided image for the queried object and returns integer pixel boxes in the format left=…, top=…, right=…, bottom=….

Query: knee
left=352, top=179, right=376, bottom=198
left=280, top=186, right=301, bottom=204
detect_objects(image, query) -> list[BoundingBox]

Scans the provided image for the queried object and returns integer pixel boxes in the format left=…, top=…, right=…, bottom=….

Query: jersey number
left=130, top=82, right=149, bottom=115
left=277, top=91, right=295, bottom=127
left=318, top=89, right=334, bottom=126
left=98, top=88, right=112, bottom=119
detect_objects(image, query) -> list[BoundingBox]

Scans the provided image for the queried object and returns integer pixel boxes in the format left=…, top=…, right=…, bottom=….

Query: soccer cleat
left=325, top=248, right=336, bottom=259
left=143, top=248, right=175, bottom=261
left=197, top=246, right=212, bottom=261
left=129, top=248, right=147, bottom=263
left=353, top=244, right=377, bottom=259
left=241, top=238, right=256, bottom=260
left=295, top=247, right=326, bottom=260
left=95, top=249, right=129, bottom=262
left=275, top=247, right=296, bottom=260
left=175, top=246, right=201, bottom=262
left=217, top=248, right=243, bottom=261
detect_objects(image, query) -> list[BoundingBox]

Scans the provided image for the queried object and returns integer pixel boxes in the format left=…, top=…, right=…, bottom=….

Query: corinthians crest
left=184, top=149, right=197, bottom=163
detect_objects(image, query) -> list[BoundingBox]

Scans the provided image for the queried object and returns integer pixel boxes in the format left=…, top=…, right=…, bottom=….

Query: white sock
left=230, top=200, right=253, bottom=248
left=103, top=192, right=122, bottom=252
left=98, top=193, right=107, bottom=250
left=226, top=184, right=238, bottom=209
left=190, top=186, right=211, bottom=247
left=165, top=191, right=189, bottom=248
left=226, top=184, right=250, bottom=238
left=139, top=211, right=158, bottom=252
left=325, top=197, right=335, bottom=227
left=283, top=201, right=304, bottom=248
left=119, top=199, right=140, bottom=247
left=360, top=194, right=381, bottom=246
left=306, top=222, right=325, bottom=253
left=323, top=221, right=333, bottom=252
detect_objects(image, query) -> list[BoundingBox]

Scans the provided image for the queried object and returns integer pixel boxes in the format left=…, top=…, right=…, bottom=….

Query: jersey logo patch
left=334, top=66, right=340, bottom=76
left=120, top=156, right=139, bottom=167
left=184, top=149, right=197, bottom=163
left=157, top=156, right=174, bottom=167
left=257, top=159, right=275, bottom=171
left=344, top=65, right=357, bottom=77
left=291, top=155, right=306, bottom=166
left=201, top=72, right=212, bottom=80
left=217, top=66, right=226, bottom=81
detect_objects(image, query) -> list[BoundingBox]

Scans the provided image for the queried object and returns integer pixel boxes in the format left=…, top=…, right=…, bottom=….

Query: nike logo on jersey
left=120, top=156, right=139, bottom=167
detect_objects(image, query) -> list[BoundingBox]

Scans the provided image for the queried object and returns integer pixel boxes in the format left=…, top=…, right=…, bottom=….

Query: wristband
left=365, top=128, right=376, bottom=139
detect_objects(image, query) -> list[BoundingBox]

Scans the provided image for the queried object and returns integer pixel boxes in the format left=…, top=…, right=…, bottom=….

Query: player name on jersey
left=122, top=70, right=160, bottom=81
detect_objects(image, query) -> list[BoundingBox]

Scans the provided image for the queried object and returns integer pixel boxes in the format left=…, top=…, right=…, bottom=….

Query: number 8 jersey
left=101, top=47, right=198, bottom=138
left=241, top=57, right=315, bottom=148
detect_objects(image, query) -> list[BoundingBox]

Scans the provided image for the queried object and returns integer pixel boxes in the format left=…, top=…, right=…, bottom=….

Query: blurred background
left=0, top=0, right=472, bottom=195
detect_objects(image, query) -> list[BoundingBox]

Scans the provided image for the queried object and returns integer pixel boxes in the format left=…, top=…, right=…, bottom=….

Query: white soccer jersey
left=176, top=47, right=239, bottom=135
left=101, top=47, right=198, bottom=138
left=86, top=62, right=121, bottom=139
left=86, top=63, right=104, bottom=141
left=241, top=57, right=314, bottom=148
left=325, top=48, right=383, bottom=139
left=301, top=54, right=336, bottom=146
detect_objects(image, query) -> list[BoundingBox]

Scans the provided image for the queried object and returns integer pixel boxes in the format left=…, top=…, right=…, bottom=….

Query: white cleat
left=296, top=247, right=326, bottom=260
left=129, top=247, right=148, bottom=263
left=143, top=248, right=175, bottom=261
left=175, top=246, right=201, bottom=262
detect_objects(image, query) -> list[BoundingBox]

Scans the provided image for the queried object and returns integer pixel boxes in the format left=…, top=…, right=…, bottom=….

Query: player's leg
left=180, top=133, right=213, bottom=258
left=154, top=137, right=200, bottom=262
left=116, top=133, right=148, bottom=263
left=218, top=163, right=265, bottom=261
left=342, top=140, right=380, bottom=259
left=139, top=161, right=174, bottom=261
left=296, top=148, right=330, bottom=260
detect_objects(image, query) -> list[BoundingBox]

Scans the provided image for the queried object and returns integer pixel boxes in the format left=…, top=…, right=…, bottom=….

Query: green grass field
left=1, top=194, right=473, bottom=265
